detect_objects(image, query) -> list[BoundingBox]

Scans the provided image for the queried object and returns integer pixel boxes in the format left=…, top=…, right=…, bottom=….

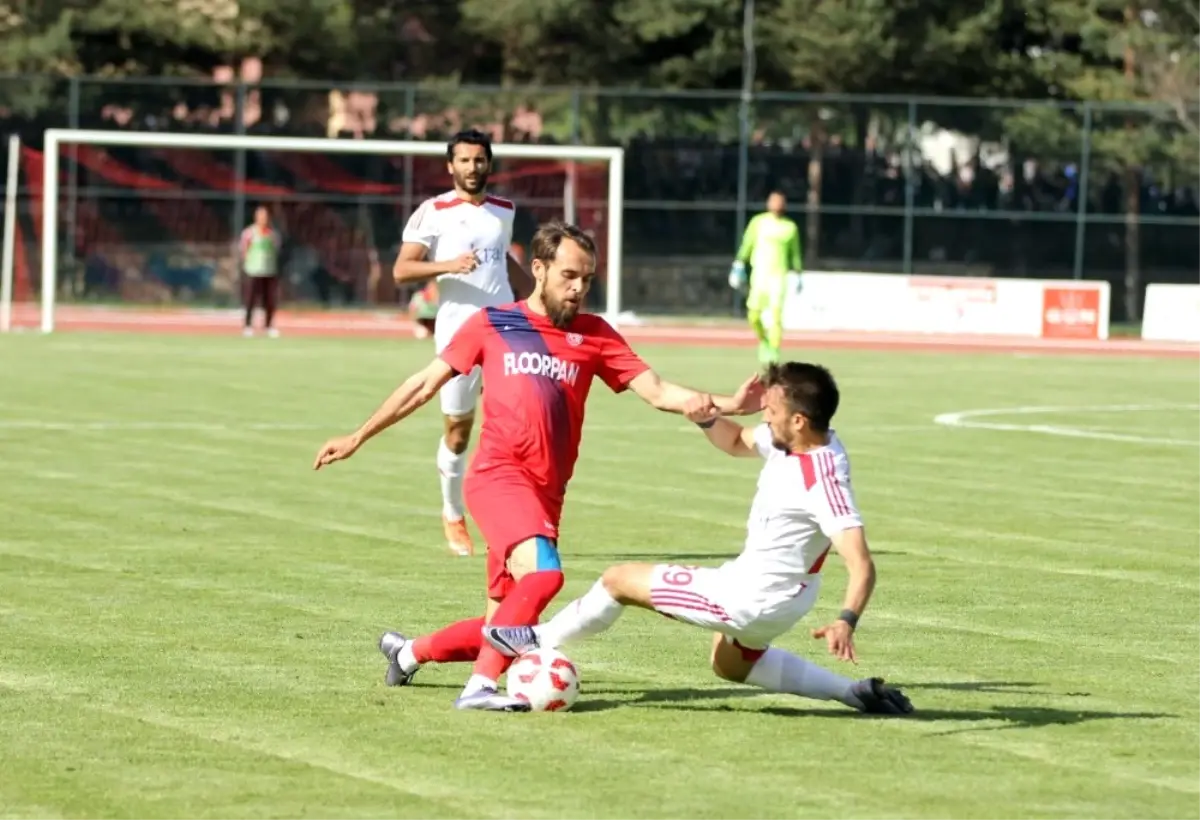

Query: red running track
left=5, top=304, right=1198, bottom=359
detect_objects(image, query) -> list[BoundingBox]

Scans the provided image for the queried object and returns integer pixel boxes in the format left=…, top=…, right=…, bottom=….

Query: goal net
left=3, top=130, right=625, bottom=334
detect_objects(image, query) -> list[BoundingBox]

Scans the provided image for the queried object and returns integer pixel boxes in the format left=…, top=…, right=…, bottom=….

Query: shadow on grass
left=410, top=680, right=1075, bottom=697
left=567, top=681, right=1172, bottom=735
left=903, top=680, right=1086, bottom=697
left=603, top=550, right=907, bottom=562
left=630, top=702, right=1175, bottom=735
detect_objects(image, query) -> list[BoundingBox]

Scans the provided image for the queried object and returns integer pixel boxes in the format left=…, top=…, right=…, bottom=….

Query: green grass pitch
left=1, top=332, right=1197, bottom=819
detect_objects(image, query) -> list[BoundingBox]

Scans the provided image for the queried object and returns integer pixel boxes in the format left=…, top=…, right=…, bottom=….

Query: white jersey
left=401, top=191, right=516, bottom=314
left=728, top=424, right=863, bottom=597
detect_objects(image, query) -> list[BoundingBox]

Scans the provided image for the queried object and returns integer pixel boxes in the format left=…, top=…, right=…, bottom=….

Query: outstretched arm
left=594, top=322, right=762, bottom=415
left=626, top=370, right=706, bottom=413
left=314, top=358, right=456, bottom=469
left=680, top=394, right=763, bottom=457
left=626, top=370, right=762, bottom=417
left=350, top=357, right=456, bottom=446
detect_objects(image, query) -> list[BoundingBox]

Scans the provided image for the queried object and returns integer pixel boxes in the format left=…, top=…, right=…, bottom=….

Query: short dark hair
left=446, top=129, right=493, bottom=162
left=530, top=219, right=596, bottom=266
left=764, top=362, right=840, bottom=433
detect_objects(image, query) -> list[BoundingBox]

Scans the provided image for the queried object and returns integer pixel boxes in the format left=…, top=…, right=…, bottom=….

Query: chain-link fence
left=2, top=76, right=1196, bottom=321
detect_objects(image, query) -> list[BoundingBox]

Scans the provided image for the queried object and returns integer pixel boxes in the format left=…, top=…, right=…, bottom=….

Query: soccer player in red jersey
left=314, top=219, right=761, bottom=711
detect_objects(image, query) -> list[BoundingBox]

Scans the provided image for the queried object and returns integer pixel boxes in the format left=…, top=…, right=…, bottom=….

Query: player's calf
left=715, top=633, right=914, bottom=716
left=438, top=413, right=476, bottom=555
left=441, top=413, right=474, bottom=455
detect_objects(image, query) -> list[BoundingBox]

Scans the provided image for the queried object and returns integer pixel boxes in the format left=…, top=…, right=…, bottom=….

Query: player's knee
left=599, top=564, right=641, bottom=605
left=599, top=566, right=625, bottom=599
left=711, top=656, right=747, bottom=683
left=506, top=538, right=565, bottom=594
left=709, top=635, right=756, bottom=683
left=599, top=563, right=653, bottom=606
left=710, top=644, right=735, bottom=681
left=442, top=416, right=474, bottom=453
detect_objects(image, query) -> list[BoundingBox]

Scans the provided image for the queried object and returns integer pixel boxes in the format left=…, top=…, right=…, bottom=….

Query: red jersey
left=439, top=302, right=650, bottom=506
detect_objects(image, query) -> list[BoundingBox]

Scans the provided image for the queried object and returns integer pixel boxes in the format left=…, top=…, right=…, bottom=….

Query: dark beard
left=545, top=300, right=579, bottom=329
left=455, top=172, right=488, bottom=194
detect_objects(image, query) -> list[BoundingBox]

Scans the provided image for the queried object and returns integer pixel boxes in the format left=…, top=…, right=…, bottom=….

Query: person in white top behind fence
left=483, top=361, right=914, bottom=715
left=393, top=129, right=535, bottom=558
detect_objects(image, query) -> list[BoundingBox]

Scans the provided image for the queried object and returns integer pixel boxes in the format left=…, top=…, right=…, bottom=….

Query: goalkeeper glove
left=728, top=261, right=748, bottom=290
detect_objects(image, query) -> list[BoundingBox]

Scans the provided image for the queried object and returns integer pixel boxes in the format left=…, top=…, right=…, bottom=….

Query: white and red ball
left=505, top=649, right=580, bottom=711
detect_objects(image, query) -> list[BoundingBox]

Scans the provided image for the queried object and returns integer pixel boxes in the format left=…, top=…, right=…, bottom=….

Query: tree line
left=4, top=0, right=1196, bottom=156
left=0, top=2, right=1192, bottom=106
left=4, top=0, right=1197, bottom=175
left=2, top=0, right=1196, bottom=317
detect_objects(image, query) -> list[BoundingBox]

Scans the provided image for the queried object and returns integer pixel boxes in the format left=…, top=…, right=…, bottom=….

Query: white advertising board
left=782, top=272, right=1110, bottom=340
left=1141, top=284, right=1200, bottom=343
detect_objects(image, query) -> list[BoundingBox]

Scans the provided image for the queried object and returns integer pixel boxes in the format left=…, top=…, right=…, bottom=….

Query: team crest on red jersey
left=566, top=332, right=583, bottom=347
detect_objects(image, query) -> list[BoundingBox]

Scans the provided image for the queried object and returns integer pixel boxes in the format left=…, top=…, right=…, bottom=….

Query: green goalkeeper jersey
left=736, top=213, right=802, bottom=279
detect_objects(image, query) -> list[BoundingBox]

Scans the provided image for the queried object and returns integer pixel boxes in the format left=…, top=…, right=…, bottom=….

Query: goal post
left=1, top=134, right=19, bottom=333
left=36, top=128, right=626, bottom=334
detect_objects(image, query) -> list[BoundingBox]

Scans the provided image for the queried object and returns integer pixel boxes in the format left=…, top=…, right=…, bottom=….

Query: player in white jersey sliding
left=483, top=361, right=914, bottom=715
left=394, top=129, right=535, bottom=557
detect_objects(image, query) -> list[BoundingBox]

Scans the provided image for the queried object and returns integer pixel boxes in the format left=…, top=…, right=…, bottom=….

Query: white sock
left=537, top=580, right=626, bottom=648
left=462, top=674, right=497, bottom=696
left=396, top=642, right=420, bottom=675
left=745, top=647, right=857, bottom=706
left=436, top=438, right=466, bottom=521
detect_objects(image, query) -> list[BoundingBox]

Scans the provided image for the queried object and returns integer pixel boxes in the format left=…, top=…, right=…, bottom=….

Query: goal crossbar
left=38, top=128, right=626, bottom=333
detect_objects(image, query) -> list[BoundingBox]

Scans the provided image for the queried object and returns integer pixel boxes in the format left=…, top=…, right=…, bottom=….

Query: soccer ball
left=505, top=649, right=580, bottom=712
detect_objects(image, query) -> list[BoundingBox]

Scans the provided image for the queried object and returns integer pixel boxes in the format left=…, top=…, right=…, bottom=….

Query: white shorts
left=435, top=303, right=484, bottom=417
left=648, top=563, right=820, bottom=649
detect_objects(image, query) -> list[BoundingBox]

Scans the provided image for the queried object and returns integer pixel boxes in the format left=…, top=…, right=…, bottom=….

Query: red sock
left=411, top=617, right=484, bottom=664
left=473, top=570, right=564, bottom=680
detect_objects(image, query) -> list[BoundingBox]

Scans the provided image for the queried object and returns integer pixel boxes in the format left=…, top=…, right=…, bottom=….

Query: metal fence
left=2, top=76, right=1197, bottom=320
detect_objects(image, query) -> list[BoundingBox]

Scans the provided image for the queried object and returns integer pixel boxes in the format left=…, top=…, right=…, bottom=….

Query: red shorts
left=465, top=468, right=562, bottom=599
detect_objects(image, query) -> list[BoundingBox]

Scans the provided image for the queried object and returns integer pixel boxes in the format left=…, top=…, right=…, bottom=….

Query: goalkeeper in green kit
left=728, top=191, right=802, bottom=365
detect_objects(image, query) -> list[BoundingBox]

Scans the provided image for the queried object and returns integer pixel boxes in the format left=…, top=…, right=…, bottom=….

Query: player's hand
left=683, top=393, right=719, bottom=425
left=728, top=261, right=748, bottom=290
left=730, top=374, right=765, bottom=416
left=449, top=251, right=478, bottom=274
left=812, top=620, right=857, bottom=663
left=313, top=434, right=361, bottom=470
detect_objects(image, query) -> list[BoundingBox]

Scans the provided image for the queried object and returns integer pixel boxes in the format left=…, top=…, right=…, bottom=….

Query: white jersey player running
left=394, top=129, right=534, bottom=557
left=483, top=362, right=913, bottom=715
